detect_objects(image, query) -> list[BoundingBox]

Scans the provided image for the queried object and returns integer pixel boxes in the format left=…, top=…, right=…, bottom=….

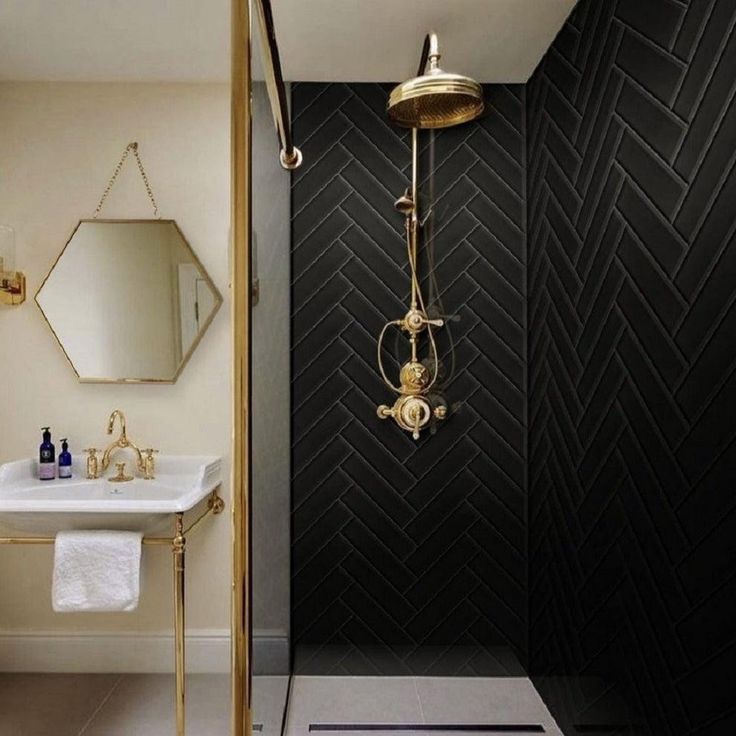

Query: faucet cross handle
left=83, top=448, right=100, bottom=479
left=142, top=448, right=159, bottom=480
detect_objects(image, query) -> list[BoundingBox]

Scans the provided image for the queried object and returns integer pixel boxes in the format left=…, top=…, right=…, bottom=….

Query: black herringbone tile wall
left=528, top=0, right=736, bottom=733
left=291, top=83, right=527, bottom=675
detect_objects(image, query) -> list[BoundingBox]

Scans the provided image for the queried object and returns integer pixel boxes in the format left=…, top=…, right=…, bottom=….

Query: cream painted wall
left=0, top=83, right=231, bottom=638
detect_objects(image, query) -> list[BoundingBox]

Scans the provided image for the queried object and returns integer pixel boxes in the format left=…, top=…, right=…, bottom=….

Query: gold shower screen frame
left=231, top=0, right=252, bottom=734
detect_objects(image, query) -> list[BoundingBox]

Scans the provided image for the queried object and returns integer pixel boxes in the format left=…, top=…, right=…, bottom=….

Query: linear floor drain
left=309, top=726, right=545, bottom=733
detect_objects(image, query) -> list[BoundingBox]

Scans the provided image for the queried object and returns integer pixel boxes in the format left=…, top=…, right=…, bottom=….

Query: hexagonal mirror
left=36, top=219, right=222, bottom=383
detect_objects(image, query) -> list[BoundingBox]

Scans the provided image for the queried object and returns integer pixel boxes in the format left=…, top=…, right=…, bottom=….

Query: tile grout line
left=77, top=674, right=124, bottom=735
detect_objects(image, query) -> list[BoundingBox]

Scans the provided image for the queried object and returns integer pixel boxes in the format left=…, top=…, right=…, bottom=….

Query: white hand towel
left=52, top=530, right=143, bottom=613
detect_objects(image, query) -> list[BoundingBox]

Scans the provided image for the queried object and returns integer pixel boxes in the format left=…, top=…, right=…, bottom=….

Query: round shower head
left=387, top=34, right=484, bottom=129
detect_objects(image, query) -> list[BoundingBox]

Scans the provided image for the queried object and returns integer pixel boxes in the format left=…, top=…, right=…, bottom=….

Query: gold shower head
left=387, top=33, right=484, bottom=129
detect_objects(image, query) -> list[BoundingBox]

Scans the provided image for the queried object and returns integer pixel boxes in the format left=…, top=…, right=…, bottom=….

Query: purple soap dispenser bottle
left=39, top=427, right=56, bottom=481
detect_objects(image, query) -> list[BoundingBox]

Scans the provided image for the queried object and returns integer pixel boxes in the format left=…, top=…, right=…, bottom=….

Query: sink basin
left=0, top=456, right=222, bottom=535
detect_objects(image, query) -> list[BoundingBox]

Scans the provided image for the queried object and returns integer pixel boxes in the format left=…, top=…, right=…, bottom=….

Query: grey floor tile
left=415, top=677, right=562, bottom=733
left=81, top=673, right=230, bottom=736
left=285, top=676, right=423, bottom=735
left=252, top=676, right=290, bottom=736
left=0, top=673, right=119, bottom=736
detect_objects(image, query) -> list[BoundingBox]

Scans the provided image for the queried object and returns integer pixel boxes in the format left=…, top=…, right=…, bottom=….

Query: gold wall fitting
left=209, top=494, right=226, bottom=514
left=279, top=147, right=303, bottom=170
left=0, top=271, right=26, bottom=305
left=255, top=0, right=303, bottom=170
left=0, top=225, right=25, bottom=306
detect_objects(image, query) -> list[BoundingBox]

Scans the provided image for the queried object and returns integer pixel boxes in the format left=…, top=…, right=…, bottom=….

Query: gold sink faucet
left=98, top=409, right=154, bottom=480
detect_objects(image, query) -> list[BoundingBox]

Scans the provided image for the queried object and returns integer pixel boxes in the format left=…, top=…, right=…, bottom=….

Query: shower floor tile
left=415, top=677, right=563, bottom=734
left=285, top=675, right=562, bottom=736
left=284, top=676, right=424, bottom=734
left=253, top=675, right=290, bottom=736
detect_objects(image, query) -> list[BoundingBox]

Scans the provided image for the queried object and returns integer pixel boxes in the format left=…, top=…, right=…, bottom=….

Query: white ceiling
left=0, top=0, right=576, bottom=84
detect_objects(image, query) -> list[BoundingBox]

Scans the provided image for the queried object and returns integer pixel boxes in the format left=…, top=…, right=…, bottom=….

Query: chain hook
left=93, top=141, right=159, bottom=219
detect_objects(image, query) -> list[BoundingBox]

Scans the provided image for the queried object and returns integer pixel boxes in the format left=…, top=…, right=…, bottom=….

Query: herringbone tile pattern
left=291, top=83, right=528, bottom=674
left=528, top=0, right=736, bottom=733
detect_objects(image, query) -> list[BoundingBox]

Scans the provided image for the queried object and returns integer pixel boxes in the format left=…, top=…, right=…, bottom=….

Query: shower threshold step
left=284, top=677, right=563, bottom=736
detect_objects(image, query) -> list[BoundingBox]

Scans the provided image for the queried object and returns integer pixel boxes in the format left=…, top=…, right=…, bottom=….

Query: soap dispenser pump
left=39, top=427, right=56, bottom=481
left=58, top=438, right=72, bottom=479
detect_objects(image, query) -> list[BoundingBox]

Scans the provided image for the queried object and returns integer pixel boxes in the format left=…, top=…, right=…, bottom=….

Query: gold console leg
left=173, top=513, right=186, bottom=736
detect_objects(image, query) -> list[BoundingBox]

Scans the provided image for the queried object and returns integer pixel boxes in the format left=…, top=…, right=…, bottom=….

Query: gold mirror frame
left=35, top=218, right=223, bottom=384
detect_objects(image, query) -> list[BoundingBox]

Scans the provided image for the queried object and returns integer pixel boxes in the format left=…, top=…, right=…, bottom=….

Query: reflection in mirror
left=36, top=220, right=222, bottom=383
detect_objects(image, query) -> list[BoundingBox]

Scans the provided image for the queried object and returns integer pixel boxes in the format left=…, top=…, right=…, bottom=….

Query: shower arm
left=254, top=0, right=303, bottom=170
left=416, top=32, right=440, bottom=76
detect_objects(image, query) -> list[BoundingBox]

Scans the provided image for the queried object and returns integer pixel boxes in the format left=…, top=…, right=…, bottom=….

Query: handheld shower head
left=387, top=33, right=484, bottom=129
left=394, top=189, right=415, bottom=215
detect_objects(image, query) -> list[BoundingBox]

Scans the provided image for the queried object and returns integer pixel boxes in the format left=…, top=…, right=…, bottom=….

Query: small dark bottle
left=58, top=438, right=72, bottom=479
left=39, top=427, right=56, bottom=481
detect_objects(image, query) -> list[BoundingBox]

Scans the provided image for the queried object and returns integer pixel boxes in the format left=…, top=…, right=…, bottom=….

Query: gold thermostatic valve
left=378, top=394, right=447, bottom=440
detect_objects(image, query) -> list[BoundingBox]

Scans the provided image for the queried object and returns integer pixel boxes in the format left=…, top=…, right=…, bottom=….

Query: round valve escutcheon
left=399, top=360, right=431, bottom=394
left=402, top=308, right=427, bottom=334
left=401, top=308, right=444, bottom=335
left=396, top=395, right=432, bottom=439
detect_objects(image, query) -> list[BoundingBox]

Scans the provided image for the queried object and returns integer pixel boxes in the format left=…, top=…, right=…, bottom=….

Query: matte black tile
left=673, top=0, right=716, bottom=61
left=616, top=29, right=686, bottom=104
left=617, top=180, right=685, bottom=275
left=543, top=47, right=580, bottom=101
left=616, top=0, right=685, bottom=48
left=618, top=231, right=685, bottom=331
left=674, top=0, right=736, bottom=118
left=676, top=333, right=736, bottom=454
left=675, top=160, right=736, bottom=294
left=616, top=78, right=685, bottom=161
left=675, top=95, right=736, bottom=236
left=616, top=279, right=687, bottom=389
left=675, top=233, right=736, bottom=355
left=616, top=131, right=685, bottom=217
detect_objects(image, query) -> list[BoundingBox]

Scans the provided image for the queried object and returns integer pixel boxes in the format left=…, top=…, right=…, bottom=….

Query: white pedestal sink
left=0, top=453, right=224, bottom=736
left=0, top=455, right=222, bottom=534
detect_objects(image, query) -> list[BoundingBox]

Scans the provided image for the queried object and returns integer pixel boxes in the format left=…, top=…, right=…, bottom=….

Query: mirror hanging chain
left=93, top=141, right=159, bottom=218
